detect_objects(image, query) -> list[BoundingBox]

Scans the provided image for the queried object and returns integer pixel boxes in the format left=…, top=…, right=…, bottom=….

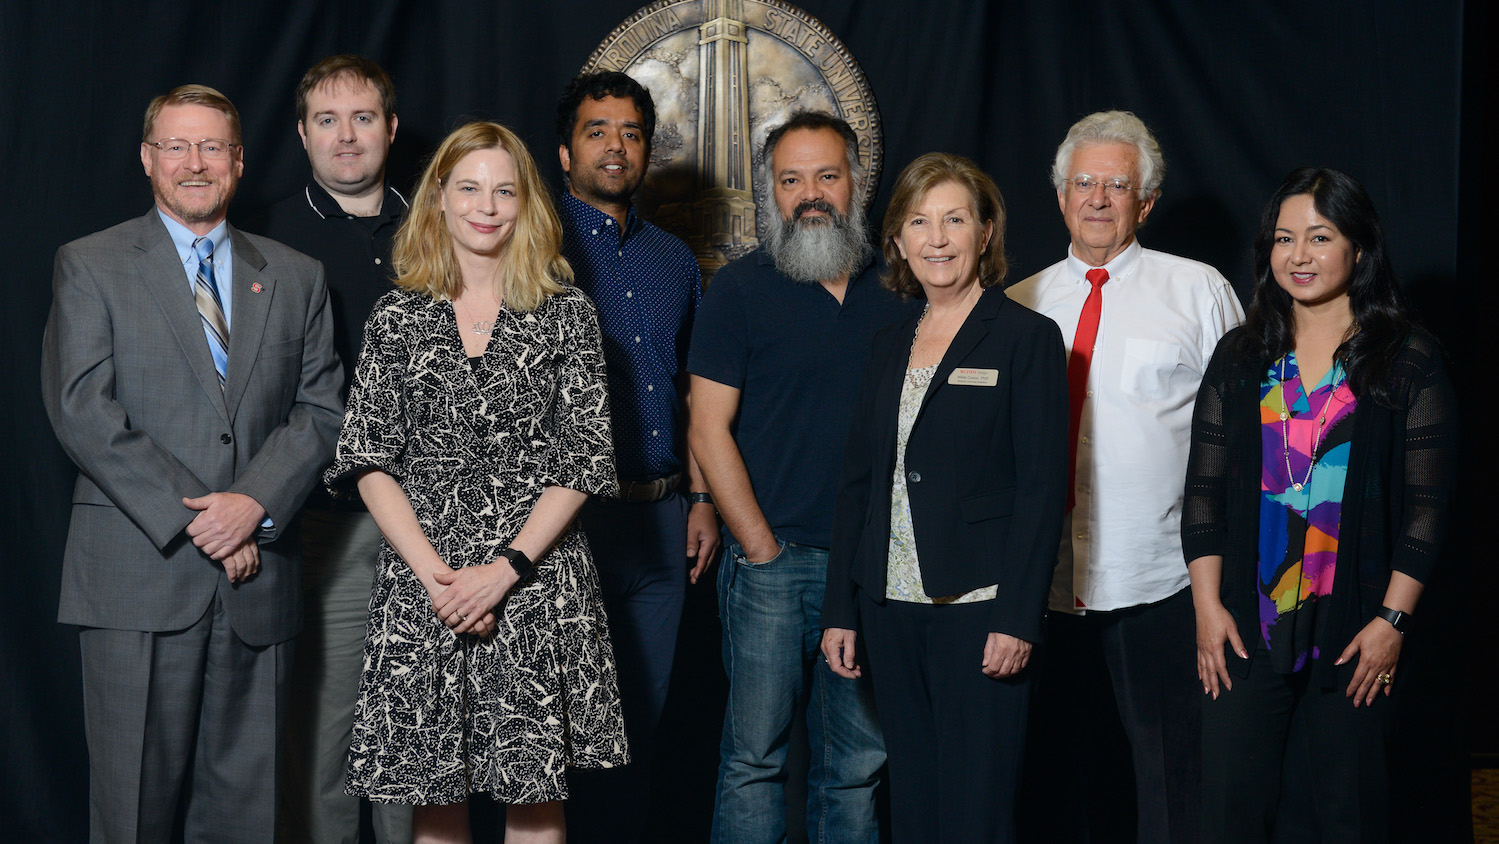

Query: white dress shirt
left=1007, top=240, right=1244, bottom=613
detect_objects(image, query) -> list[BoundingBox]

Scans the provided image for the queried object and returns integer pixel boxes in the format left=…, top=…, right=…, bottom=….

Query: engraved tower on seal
left=695, top=0, right=755, bottom=265
left=582, top=0, right=882, bottom=280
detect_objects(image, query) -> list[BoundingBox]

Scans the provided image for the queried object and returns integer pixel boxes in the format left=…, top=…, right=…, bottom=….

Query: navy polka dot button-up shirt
left=560, top=192, right=701, bottom=481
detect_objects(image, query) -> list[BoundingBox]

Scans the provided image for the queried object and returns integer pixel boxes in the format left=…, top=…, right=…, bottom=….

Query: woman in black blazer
left=821, top=153, right=1069, bottom=843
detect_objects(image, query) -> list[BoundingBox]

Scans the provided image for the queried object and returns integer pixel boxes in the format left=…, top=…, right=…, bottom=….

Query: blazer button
left=220, top=433, right=232, bottom=444
left=908, top=470, right=921, bottom=483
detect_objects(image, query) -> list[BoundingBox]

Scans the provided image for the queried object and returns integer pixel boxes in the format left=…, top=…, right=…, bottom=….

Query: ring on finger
left=1376, top=672, right=1392, bottom=685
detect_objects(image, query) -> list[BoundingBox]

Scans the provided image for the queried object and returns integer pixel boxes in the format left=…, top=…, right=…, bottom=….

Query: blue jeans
left=711, top=538, right=884, bottom=844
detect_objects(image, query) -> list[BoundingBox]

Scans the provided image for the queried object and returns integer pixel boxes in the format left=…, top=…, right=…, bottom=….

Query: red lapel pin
left=251, top=282, right=263, bottom=293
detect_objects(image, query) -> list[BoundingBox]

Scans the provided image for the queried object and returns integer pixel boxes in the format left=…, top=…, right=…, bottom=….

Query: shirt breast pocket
left=1120, top=339, right=1183, bottom=401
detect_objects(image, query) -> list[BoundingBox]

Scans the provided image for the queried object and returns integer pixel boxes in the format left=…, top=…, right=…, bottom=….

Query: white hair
left=1051, top=110, right=1165, bottom=199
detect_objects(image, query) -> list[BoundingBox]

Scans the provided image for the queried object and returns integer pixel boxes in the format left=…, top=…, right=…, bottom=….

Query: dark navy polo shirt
left=559, top=192, right=701, bottom=482
left=688, top=249, right=918, bottom=548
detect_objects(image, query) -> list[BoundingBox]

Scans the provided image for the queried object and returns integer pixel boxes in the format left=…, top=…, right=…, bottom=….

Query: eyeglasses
left=146, top=138, right=239, bottom=160
left=1065, top=176, right=1136, bottom=197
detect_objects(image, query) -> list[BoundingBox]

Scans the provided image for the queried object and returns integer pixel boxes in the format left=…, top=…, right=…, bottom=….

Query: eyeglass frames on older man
left=145, top=138, right=240, bottom=160
left=1064, top=176, right=1137, bottom=197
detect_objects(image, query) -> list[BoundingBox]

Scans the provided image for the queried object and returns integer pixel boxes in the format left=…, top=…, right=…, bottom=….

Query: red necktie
left=1066, top=268, right=1108, bottom=512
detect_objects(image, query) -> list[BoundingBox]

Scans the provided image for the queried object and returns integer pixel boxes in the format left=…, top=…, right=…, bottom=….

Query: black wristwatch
left=688, top=491, right=714, bottom=506
left=1376, top=606, right=1408, bottom=634
left=499, top=547, right=535, bottom=581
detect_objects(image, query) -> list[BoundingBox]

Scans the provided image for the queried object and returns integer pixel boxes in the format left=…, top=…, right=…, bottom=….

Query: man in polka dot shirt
left=554, top=71, right=721, bottom=843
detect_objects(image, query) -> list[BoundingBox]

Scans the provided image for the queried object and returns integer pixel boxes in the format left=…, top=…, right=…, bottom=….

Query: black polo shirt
left=249, top=182, right=408, bottom=390
left=248, top=182, right=408, bottom=510
left=688, top=249, right=918, bottom=548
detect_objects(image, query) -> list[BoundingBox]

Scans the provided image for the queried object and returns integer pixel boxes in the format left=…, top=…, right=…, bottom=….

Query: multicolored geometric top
left=1257, top=352, right=1358, bottom=672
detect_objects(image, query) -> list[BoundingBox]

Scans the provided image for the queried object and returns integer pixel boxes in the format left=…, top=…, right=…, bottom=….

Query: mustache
left=793, top=199, right=837, bottom=222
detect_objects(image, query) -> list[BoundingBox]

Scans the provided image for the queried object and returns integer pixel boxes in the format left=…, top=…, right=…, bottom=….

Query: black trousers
left=1202, top=646, right=1394, bottom=844
left=860, top=592, right=1031, bottom=844
left=566, top=494, right=689, bottom=843
left=1021, top=587, right=1202, bottom=844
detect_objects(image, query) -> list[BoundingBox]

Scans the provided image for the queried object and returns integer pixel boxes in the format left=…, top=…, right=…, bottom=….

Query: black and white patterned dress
left=326, top=285, right=628, bottom=805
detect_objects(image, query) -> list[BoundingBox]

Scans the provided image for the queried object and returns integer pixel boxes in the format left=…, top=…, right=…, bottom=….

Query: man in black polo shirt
left=250, top=54, right=411, bottom=844
left=688, top=111, right=915, bottom=843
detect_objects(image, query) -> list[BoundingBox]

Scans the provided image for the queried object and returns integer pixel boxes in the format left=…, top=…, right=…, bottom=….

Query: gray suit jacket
left=41, top=209, right=344, bottom=646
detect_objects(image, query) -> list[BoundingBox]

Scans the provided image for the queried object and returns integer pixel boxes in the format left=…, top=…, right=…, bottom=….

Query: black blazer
left=825, top=285, right=1069, bottom=641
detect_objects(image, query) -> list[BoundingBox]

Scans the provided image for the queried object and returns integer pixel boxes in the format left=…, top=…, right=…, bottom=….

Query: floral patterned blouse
left=885, top=363, right=998, bottom=604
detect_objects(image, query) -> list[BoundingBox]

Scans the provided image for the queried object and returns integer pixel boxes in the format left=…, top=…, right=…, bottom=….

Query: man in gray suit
left=41, top=84, right=343, bottom=842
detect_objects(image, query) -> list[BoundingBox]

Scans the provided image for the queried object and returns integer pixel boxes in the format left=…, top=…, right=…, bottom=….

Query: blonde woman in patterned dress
left=326, top=121, right=628, bottom=843
left=821, top=153, right=1069, bottom=843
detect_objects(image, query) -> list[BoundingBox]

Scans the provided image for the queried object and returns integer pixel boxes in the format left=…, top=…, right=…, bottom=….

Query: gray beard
left=762, top=199, right=871, bottom=284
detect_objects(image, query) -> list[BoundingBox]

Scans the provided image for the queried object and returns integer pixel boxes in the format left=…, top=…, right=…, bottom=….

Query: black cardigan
left=1181, top=327, right=1458, bottom=688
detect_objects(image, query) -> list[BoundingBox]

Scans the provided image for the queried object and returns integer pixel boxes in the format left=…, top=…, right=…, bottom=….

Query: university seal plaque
left=582, top=0, right=882, bottom=280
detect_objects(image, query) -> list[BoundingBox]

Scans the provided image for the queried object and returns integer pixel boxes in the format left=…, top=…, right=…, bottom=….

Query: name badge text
left=948, top=367, right=999, bottom=387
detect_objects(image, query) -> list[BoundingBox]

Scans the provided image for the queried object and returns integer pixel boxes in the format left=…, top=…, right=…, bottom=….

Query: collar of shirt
left=559, top=191, right=640, bottom=243
left=303, top=181, right=409, bottom=224
left=1065, top=237, right=1142, bottom=287
left=158, top=209, right=233, bottom=326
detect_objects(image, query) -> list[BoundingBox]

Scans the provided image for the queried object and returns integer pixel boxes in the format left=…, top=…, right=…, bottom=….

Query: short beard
left=761, top=197, right=871, bottom=284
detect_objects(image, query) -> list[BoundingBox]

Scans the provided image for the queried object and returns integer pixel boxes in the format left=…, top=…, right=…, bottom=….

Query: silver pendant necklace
left=455, top=296, right=496, bottom=335
left=1279, top=354, right=1341, bottom=493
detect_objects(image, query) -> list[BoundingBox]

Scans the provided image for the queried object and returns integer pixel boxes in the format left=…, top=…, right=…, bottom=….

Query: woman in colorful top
left=821, top=153, right=1069, bottom=843
left=1183, top=167, right=1457, bottom=843
left=325, top=122, right=628, bottom=843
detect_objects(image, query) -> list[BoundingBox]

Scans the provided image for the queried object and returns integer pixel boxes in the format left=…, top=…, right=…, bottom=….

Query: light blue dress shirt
left=158, top=209, right=233, bottom=377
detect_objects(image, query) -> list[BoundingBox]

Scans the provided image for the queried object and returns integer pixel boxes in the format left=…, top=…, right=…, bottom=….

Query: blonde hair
left=392, top=121, right=572, bottom=311
left=881, top=153, right=1008, bottom=298
left=143, top=84, right=242, bottom=145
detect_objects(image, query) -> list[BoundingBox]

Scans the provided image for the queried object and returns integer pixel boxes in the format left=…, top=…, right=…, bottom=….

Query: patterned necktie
left=193, top=236, right=229, bottom=390
left=1066, top=267, right=1108, bottom=512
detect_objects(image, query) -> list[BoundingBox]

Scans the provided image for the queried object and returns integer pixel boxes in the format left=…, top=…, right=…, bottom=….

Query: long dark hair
left=1233, top=167, right=1410, bottom=406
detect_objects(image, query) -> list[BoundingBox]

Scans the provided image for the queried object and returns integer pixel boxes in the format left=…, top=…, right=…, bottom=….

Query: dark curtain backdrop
left=1, top=1, right=1485, bottom=841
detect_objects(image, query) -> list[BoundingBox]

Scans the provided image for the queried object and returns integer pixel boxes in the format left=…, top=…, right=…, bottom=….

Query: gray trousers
left=80, top=588, right=290, bottom=844
left=278, top=509, right=411, bottom=844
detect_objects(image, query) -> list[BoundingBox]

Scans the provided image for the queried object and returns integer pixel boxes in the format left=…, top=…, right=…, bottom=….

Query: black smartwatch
left=1375, top=606, right=1408, bottom=634
left=499, top=547, right=534, bottom=581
